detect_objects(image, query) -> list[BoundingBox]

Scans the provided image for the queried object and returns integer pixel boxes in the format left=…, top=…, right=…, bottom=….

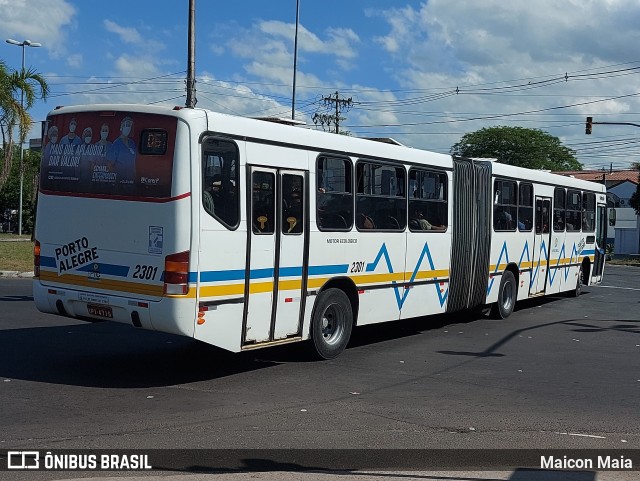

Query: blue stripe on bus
left=199, top=265, right=347, bottom=283
left=41, top=256, right=57, bottom=268
left=582, top=249, right=595, bottom=255
left=77, top=263, right=130, bottom=277
left=279, top=266, right=303, bottom=277
left=200, top=269, right=246, bottom=282
left=308, top=264, right=349, bottom=276
left=41, top=256, right=131, bottom=277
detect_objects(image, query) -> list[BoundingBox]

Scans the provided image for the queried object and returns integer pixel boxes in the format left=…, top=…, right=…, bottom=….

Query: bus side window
left=201, top=139, right=240, bottom=229
left=553, top=188, right=566, bottom=231
left=493, top=179, right=517, bottom=232
left=282, top=174, right=304, bottom=234
left=582, top=192, right=596, bottom=232
left=355, top=161, right=406, bottom=232
left=316, top=156, right=353, bottom=231
left=566, top=190, right=582, bottom=232
left=252, top=171, right=275, bottom=234
left=408, top=168, right=448, bottom=232
left=518, top=183, right=533, bottom=231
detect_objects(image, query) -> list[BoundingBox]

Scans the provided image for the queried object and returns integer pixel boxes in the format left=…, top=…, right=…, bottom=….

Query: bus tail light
left=163, top=250, right=190, bottom=295
left=34, top=240, right=41, bottom=277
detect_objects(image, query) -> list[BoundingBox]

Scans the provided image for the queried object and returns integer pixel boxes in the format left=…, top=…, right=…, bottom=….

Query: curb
left=0, top=270, right=33, bottom=278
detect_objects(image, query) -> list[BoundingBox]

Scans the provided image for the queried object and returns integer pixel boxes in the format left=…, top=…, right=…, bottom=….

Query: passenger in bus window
left=285, top=189, right=303, bottom=233
left=495, top=209, right=513, bottom=230
left=358, top=213, right=375, bottom=229
left=411, top=208, right=444, bottom=231
left=203, top=176, right=221, bottom=215
left=582, top=211, right=590, bottom=231
left=553, top=213, right=563, bottom=231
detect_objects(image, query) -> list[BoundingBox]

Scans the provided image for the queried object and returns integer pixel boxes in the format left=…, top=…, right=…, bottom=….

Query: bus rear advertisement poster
left=40, top=112, right=177, bottom=198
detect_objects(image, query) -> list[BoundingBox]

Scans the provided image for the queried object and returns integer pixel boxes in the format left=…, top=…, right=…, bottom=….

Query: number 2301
left=350, top=261, right=366, bottom=273
left=133, top=264, right=158, bottom=280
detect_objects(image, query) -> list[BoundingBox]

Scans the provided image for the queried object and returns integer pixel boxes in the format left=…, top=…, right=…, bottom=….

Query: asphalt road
left=0, top=266, right=639, bottom=480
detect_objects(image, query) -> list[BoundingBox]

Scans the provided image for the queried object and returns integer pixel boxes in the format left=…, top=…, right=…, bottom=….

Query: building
left=558, top=170, right=639, bottom=255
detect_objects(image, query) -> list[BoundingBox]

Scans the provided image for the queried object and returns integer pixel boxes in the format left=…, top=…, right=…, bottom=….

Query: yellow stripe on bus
left=200, top=283, right=245, bottom=297
left=490, top=258, right=592, bottom=272
left=199, top=270, right=451, bottom=299
left=412, top=269, right=449, bottom=280
left=40, top=269, right=165, bottom=297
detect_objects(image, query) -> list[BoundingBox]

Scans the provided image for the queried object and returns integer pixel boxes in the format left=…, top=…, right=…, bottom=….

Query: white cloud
left=257, top=21, right=359, bottom=58
left=66, top=54, right=83, bottom=68
left=113, top=54, right=159, bottom=78
left=0, top=0, right=76, bottom=57
left=103, top=20, right=143, bottom=44
left=358, top=0, right=640, bottom=167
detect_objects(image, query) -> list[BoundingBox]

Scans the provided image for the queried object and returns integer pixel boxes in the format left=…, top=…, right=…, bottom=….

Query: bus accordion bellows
left=33, top=104, right=608, bottom=359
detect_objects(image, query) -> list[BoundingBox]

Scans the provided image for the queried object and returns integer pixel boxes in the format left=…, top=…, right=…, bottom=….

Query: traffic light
left=586, top=116, right=593, bottom=135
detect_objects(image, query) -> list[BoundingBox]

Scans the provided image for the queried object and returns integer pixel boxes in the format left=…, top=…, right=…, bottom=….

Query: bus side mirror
left=609, top=208, right=616, bottom=226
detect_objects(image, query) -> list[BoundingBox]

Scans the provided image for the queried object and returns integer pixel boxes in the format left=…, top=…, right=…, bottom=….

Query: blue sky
left=3, top=0, right=640, bottom=170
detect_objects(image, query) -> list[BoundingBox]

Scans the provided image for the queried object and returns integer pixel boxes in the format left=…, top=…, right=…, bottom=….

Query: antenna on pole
left=186, top=0, right=197, bottom=108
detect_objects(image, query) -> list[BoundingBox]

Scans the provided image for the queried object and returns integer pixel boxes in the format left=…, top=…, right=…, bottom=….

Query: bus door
left=531, top=197, right=551, bottom=295
left=243, top=167, right=307, bottom=345
left=592, top=203, right=607, bottom=283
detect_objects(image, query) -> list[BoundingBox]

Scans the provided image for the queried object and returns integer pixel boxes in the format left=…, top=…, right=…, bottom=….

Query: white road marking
left=598, top=285, right=640, bottom=291
left=556, top=432, right=606, bottom=439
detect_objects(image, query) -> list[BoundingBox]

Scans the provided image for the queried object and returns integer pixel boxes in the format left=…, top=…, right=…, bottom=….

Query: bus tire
left=310, top=288, right=353, bottom=360
left=492, top=270, right=516, bottom=319
left=568, top=265, right=583, bottom=298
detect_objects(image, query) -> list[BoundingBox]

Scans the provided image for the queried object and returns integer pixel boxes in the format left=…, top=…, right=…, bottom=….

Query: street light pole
left=6, top=38, right=41, bottom=236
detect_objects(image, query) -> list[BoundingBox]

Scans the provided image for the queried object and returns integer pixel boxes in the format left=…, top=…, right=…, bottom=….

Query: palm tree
left=0, top=59, right=49, bottom=189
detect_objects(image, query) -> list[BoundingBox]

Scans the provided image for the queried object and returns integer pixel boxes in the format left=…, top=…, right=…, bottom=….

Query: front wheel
left=310, top=288, right=353, bottom=360
left=491, top=270, right=517, bottom=319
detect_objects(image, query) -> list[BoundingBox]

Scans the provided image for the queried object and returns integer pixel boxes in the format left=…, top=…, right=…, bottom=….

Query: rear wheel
left=310, top=288, right=353, bottom=360
left=491, top=270, right=517, bottom=319
left=568, top=265, right=583, bottom=298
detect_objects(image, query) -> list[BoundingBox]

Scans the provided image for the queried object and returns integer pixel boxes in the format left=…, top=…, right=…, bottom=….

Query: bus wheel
left=568, top=266, right=583, bottom=298
left=492, top=270, right=516, bottom=319
left=310, top=288, right=353, bottom=360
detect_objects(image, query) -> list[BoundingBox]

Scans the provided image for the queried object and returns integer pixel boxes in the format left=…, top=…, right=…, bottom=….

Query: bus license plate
left=87, top=304, right=113, bottom=319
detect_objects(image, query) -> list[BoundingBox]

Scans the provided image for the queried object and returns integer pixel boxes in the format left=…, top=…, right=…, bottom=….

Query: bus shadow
left=2, top=290, right=631, bottom=387
left=0, top=322, right=279, bottom=389
left=346, top=293, right=569, bottom=352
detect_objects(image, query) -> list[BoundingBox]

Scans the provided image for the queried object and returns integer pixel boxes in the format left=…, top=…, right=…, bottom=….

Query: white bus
left=33, top=104, right=608, bottom=359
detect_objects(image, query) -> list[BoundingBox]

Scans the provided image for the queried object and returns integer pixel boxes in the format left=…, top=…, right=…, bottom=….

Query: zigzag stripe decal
left=366, top=242, right=449, bottom=310
left=489, top=239, right=584, bottom=294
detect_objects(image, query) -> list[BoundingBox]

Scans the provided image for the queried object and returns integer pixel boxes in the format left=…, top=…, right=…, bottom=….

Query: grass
left=608, top=256, right=640, bottom=267
left=0, top=234, right=34, bottom=272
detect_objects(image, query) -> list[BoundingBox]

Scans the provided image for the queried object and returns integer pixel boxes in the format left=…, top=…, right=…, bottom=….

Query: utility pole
left=312, top=91, right=353, bottom=134
left=291, top=0, right=300, bottom=120
left=185, top=0, right=197, bottom=108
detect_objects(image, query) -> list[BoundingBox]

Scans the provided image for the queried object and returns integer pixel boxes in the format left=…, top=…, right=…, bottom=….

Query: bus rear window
left=40, top=112, right=176, bottom=198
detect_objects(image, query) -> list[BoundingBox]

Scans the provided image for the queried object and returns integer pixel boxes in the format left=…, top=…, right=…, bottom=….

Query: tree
left=450, top=126, right=582, bottom=171
left=0, top=59, right=49, bottom=189
left=0, top=145, right=40, bottom=233
left=629, top=162, right=640, bottom=216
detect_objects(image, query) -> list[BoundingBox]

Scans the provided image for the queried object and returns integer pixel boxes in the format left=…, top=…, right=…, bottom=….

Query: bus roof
left=47, top=104, right=606, bottom=193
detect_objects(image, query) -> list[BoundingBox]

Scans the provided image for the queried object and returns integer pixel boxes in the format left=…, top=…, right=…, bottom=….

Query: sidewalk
left=0, top=270, right=33, bottom=278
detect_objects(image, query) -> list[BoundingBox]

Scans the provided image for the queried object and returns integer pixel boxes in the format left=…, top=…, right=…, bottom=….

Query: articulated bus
left=33, top=104, right=608, bottom=359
